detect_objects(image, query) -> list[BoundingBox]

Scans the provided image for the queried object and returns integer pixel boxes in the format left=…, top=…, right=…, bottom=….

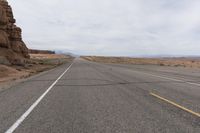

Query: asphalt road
left=0, top=58, right=200, bottom=133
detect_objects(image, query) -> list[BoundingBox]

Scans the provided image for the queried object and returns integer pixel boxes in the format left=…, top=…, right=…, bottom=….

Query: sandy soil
left=0, top=65, right=29, bottom=82
left=0, top=54, right=74, bottom=90
left=82, top=56, right=200, bottom=68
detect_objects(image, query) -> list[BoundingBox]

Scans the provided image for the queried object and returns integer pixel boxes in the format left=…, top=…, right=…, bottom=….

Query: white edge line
left=5, top=62, right=74, bottom=133
left=132, top=70, right=200, bottom=87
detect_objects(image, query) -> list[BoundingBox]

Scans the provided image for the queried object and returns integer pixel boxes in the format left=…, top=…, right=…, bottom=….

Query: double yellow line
left=150, top=92, right=200, bottom=118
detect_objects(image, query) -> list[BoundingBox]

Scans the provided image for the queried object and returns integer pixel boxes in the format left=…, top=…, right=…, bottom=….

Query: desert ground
left=0, top=54, right=74, bottom=90
left=82, top=56, right=200, bottom=68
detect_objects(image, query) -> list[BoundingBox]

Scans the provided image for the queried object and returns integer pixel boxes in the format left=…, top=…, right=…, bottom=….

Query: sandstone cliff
left=0, top=0, right=29, bottom=65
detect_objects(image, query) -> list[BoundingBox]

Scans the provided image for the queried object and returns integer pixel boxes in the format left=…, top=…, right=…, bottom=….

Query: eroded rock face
left=0, top=0, right=29, bottom=64
left=0, top=3, right=8, bottom=25
left=0, top=30, right=9, bottom=48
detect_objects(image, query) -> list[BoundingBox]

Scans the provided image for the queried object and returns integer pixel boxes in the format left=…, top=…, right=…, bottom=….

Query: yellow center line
left=150, top=92, right=200, bottom=118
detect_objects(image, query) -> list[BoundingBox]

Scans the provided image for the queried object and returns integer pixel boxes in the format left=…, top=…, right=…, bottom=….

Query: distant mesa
left=0, top=0, right=29, bottom=65
left=29, top=49, right=55, bottom=54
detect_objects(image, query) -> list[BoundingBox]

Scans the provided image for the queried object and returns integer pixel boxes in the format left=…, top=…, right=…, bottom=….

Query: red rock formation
left=0, top=0, right=29, bottom=65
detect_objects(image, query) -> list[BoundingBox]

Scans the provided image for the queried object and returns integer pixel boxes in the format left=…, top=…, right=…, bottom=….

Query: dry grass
left=82, top=56, right=200, bottom=68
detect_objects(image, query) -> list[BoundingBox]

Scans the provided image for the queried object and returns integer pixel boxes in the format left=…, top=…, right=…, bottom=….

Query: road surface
left=0, top=58, right=199, bottom=133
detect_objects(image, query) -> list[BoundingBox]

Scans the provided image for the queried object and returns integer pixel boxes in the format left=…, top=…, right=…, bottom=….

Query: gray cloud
left=9, top=0, right=200, bottom=56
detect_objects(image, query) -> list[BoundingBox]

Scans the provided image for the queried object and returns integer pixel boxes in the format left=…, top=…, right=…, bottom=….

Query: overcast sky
left=9, top=0, right=200, bottom=56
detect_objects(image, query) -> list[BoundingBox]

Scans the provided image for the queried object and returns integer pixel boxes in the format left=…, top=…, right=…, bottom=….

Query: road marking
left=5, top=62, right=74, bottom=133
left=132, top=70, right=200, bottom=87
left=150, top=92, right=200, bottom=118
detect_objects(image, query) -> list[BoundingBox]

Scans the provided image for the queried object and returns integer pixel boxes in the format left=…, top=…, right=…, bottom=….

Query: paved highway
left=0, top=58, right=199, bottom=133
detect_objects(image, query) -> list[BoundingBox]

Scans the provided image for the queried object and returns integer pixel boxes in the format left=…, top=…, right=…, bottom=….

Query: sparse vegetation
left=0, top=54, right=74, bottom=90
left=82, top=56, right=200, bottom=68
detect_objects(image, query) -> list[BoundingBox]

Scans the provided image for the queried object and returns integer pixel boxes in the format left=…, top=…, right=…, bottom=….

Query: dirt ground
left=82, top=56, right=200, bottom=68
left=0, top=54, right=74, bottom=90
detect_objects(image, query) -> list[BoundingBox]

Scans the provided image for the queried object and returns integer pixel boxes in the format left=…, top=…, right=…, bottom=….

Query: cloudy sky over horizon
left=9, top=0, right=200, bottom=56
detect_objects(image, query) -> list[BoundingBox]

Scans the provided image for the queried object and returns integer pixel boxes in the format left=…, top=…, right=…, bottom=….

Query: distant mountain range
left=130, top=55, right=200, bottom=58
left=54, top=50, right=78, bottom=57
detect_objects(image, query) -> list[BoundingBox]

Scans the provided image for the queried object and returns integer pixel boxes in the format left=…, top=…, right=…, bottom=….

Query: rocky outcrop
left=0, top=0, right=29, bottom=65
